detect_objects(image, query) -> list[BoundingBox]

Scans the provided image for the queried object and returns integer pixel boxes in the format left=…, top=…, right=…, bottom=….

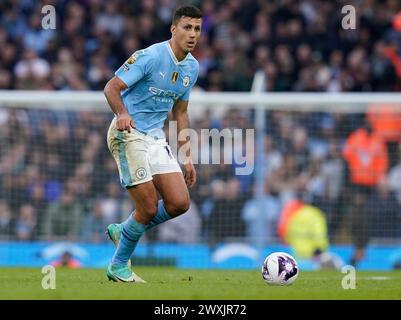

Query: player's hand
left=116, top=112, right=135, bottom=132
left=183, top=159, right=196, bottom=188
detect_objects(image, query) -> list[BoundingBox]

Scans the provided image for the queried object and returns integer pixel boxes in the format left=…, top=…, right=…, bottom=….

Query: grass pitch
left=0, top=267, right=400, bottom=300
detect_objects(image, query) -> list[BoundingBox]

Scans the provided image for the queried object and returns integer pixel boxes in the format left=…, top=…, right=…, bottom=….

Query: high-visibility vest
left=277, top=199, right=304, bottom=240
left=367, top=103, right=401, bottom=142
left=285, top=205, right=329, bottom=259
left=343, top=128, right=388, bottom=186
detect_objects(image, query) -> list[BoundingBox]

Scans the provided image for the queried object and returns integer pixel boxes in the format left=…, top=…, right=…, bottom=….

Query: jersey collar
left=166, top=41, right=189, bottom=65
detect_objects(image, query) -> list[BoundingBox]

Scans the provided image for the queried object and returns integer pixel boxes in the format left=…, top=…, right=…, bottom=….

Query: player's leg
left=146, top=172, right=190, bottom=230
left=111, top=181, right=159, bottom=263
left=106, top=173, right=188, bottom=282
left=153, top=172, right=190, bottom=216
left=144, top=138, right=191, bottom=230
left=106, top=118, right=157, bottom=282
left=107, top=181, right=158, bottom=282
left=108, top=172, right=189, bottom=236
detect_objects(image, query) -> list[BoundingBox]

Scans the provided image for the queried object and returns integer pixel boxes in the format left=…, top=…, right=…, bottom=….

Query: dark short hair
left=172, top=5, right=202, bottom=25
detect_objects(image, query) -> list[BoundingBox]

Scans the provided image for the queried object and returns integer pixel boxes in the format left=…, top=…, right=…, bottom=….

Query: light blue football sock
left=111, top=214, right=146, bottom=266
left=146, top=200, right=173, bottom=231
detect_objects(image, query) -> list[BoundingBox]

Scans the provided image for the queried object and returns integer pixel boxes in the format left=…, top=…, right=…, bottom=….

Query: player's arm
left=172, top=99, right=196, bottom=188
left=104, top=76, right=135, bottom=132
left=104, top=49, right=155, bottom=132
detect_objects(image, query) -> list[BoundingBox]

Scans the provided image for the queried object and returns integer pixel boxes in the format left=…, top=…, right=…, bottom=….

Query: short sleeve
left=115, top=49, right=156, bottom=88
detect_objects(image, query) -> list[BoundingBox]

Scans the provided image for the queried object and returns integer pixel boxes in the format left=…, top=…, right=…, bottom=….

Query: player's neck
left=168, top=39, right=188, bottom=62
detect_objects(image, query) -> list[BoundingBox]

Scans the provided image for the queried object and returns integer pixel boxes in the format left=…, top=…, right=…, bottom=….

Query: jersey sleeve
left=180, top=64, right=199, bottom=101
left=115, top=49, right=156, bottom=88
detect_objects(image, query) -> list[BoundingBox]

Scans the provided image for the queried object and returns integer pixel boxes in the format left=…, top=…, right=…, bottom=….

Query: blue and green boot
left=105, top=224, right=145, bottom=283
left=106, top=263, right=146, bottom=283
left=105, top=223, right=122, bottom=247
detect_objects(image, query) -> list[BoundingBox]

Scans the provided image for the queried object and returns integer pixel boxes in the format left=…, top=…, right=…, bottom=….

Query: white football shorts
left=107, top=117, right=182, bottom=188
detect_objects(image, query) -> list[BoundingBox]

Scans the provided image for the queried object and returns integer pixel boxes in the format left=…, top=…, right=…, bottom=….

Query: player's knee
left=165, top=198, right=190, bottom=217
left=140, top=202, right=158, bottom=218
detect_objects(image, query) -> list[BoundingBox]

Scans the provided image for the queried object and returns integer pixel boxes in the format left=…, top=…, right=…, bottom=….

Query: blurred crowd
left=0, top=0, right=401, bottom=92
left=1, top=105, right=401, bottom=255
left=1, top=0, right=401, bottom=253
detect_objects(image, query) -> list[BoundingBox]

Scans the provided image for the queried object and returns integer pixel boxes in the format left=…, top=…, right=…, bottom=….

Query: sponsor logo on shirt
left=149, top=87, right=180, bottom=100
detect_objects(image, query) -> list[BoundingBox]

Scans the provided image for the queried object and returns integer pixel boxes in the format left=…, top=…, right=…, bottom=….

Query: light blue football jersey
left=114, top=40, right=199, bottom=138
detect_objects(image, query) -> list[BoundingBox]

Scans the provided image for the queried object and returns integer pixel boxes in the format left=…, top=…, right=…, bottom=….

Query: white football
left=262, top=252, right=299, bottom=285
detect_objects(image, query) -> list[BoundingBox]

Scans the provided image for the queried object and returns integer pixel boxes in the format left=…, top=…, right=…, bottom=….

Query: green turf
left=0, top=267, right=400, bottom=300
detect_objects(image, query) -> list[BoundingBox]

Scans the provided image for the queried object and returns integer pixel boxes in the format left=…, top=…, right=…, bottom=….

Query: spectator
left=97, top=184, right=125, bottom=225
left=370, top=41, right=397, bottom=91
left=22, top=13, right=55, bottom=55
left=0, top=0, right=398, bottom=92
left=382, top=41, right=401, bottom=91
left=14, top=49, right=51, bottom=89
left=158, top=200, right=202, bottom=244
left=269, top=153, right=306, bottom=203
left=388, top=146, right=401, bottom=204
left=28, top=181, right=48, bottom=237
left=0, top=200, right=13, bottom=239
left=95, top=2, right=124, bottom=38
left=261, top=134, right=282, bottom=181
left=285, top=203, right=329, bottom=259
left=241, top=179, right=281, bottom=245
left=367, top=103, right=401, bottom=167
left=50, top=251, right=82, bottom=268
left=81, top=200, right=108, bottom=243
left=342, top=119, right=389, bottom=266
left=291, top=126, right=310, bottom=172
left=15, top=204, right=37, bottom=241
left=366, top=178, right=401, bottom=239
left=202, top=178, right=246, bottom=245
left=43, top=190, right=84, bottom=241
left=317, top=140, right=345, bottom=240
